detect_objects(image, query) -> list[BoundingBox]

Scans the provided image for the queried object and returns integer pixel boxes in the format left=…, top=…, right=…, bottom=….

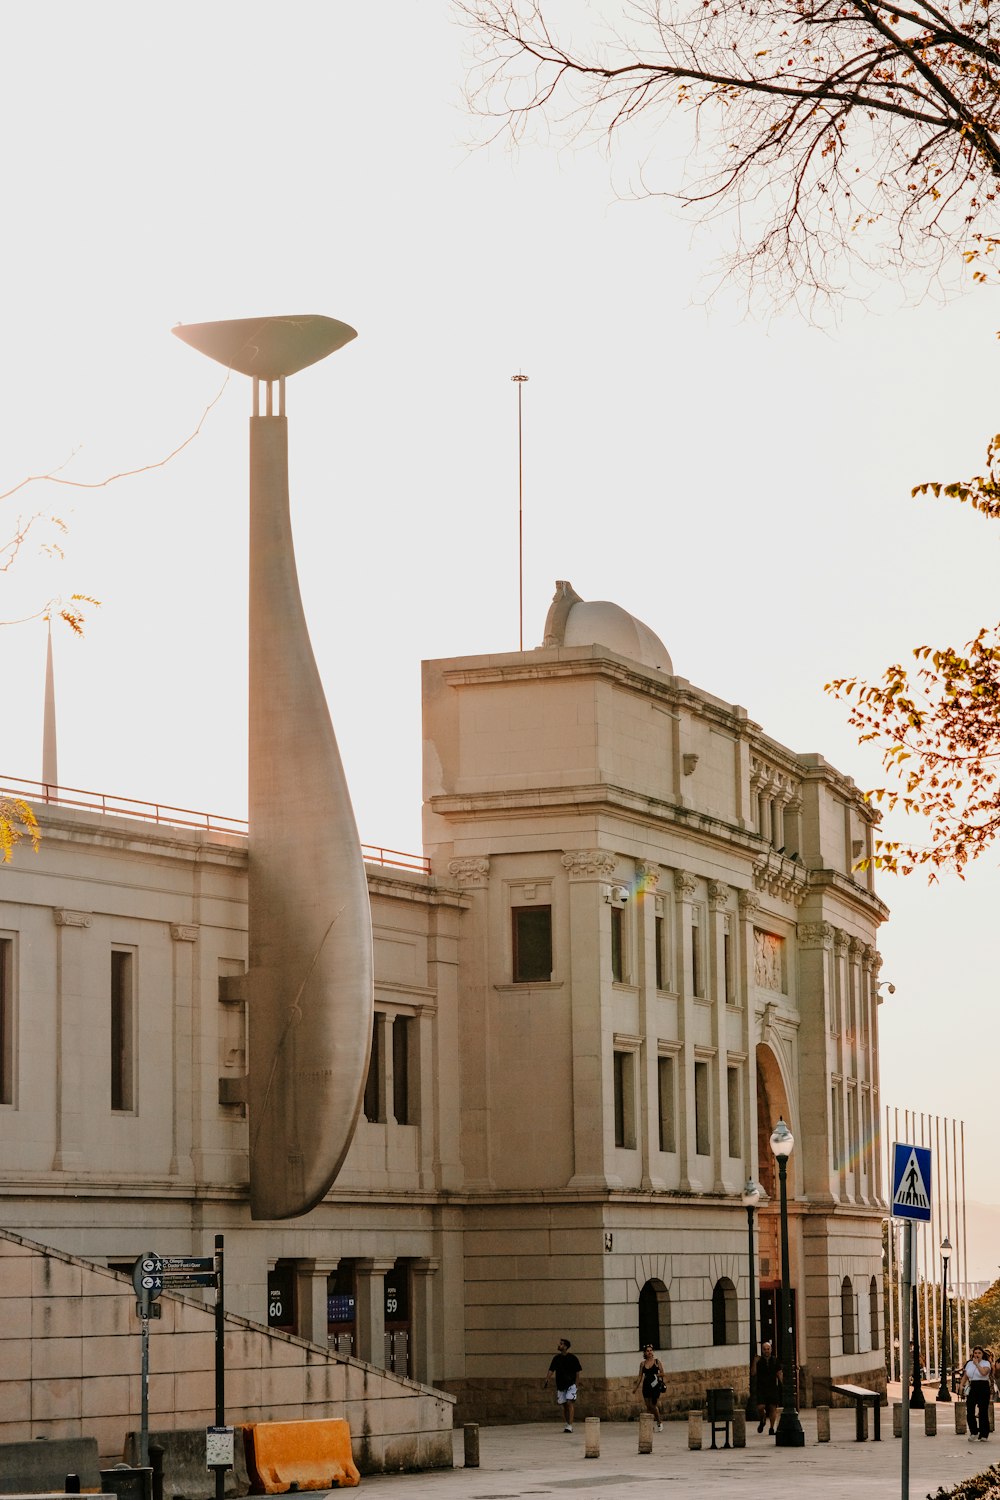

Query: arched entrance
left=756, top=1044, right=798, bottom=1385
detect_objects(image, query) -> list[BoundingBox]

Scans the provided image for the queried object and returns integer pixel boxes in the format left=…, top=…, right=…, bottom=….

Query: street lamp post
left=937, top=1238, right=953, bottom=1402
left=742, top=1179, right=763, bottom=1421
left=948, top=1289, right=958, bottom=1394
left=769, top=1119, right=804, bottom=1447
left=911, top=1282, right=926, bottom=1409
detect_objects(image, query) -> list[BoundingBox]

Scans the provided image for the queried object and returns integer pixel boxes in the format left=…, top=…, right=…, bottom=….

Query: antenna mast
left=511, top=373, right=529, bottom=651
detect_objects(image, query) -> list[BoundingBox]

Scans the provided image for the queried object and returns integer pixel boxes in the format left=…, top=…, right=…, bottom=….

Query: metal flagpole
left=511, top=373, right=528, bottom=652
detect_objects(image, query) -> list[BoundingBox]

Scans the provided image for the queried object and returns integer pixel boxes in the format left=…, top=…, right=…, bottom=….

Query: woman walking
left=634, top=1344, right=666, bottom=1431
left=961, top=1345, right=993, bottom=1441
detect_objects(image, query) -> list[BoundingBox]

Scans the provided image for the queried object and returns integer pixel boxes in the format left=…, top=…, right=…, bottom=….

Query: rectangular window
left=691, top=910, right=702, bottom=997
left=364, top=1013, right=385, bottom=1123
left=0, top=937, right=12, bottom=1105
left=723, top=918, right=734, bottom=1005
left=392, top=1015, right=413, bottom=1125
left=727, top=1066, right=741, bottom=1158
left=657, top=1055, right=676, bottom=1153
left=512, top=905, right=552, bottom=983
left=655, top=914, right=665, bottom=990
left=694, top=1060, right=711, bottom=1156
left=613, top=1050, right=636, bottom=1149
left=831, top=1084, right=842, bottom=1170
left=110, top=948, right=135, bottom=1112
left=610, top=905, right=624, bottom=982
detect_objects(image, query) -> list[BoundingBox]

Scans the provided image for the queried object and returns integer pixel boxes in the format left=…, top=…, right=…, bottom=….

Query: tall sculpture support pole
left=173, top=316, right=371, bottom=1221
left=246, top=391, right=373, bottom=1218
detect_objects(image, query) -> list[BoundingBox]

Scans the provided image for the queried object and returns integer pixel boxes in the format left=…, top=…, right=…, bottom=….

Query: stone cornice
left=797, top=921, right=835, bottom=950
left=53, top=908, right=92, bottom=928
left=707, top=880, right=730, bottom=909
left=561, top=849, right=617, bottom=879
left=447, top=856, right=490, bottom=888
left=752, top=850, right=810, bottom=908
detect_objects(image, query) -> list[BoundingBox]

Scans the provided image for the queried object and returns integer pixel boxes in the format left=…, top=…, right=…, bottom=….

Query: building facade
left=0, top=583, right=888, bottom=1424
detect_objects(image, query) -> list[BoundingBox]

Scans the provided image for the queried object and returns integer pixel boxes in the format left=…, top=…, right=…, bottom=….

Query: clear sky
left=3, top=3, right=997, bottom=1275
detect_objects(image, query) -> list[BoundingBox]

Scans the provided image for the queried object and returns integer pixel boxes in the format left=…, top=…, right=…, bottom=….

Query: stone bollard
left=463, top=1424, right=480, bottom=1469
left=816, top=1406, right=831, bottom=1443
left=893, top=1403, right=903, bottom=1438
left=956, top=1403, right=968, bottom=1435
left=584, top=1417, right=600, bottom=1458
left=638, top=1413, right=653, bottom=1454
left=924, top=1405, right=937, bottom=1437
left=688, top=1410, right=703, bottom=1450
left=732, top=1410, right=746, bottom=1449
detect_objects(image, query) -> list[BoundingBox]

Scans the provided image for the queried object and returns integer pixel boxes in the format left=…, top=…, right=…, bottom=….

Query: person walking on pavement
left=634, top=1344, right=666, bottom=1430
left=545, top=1337, right=582, bottom=1432
left=753, top=1339, right=782, bottom=1435
left=961, top=1344, right=993, bottom=1441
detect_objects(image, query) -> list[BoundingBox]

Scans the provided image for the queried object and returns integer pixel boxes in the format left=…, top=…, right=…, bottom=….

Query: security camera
left=612, top=885, right=629, bottom=904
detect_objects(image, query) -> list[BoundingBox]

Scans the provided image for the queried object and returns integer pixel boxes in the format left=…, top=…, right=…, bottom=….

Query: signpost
left=892, top=1143, right=933, bottom=1500
left=130, top=1237, right=227, bottom=1492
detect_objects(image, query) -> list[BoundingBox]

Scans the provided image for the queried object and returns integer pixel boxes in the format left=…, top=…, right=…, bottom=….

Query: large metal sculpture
left=174, top=315, right=373, bottom=1219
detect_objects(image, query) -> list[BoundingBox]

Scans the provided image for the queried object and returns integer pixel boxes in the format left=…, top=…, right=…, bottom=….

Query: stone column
left=707, top=881, right=730, bottom=1193
left=169, top=922, right=197, bottom=1178
left=295, top=1259, right=339, bottom=1347
left=737, top=891, right=759, bottom=1185
left=52, top=909, right=92, bottom=1171
left=673, top=871, right=698, bottom=1190
left=637, top=862, right=661, bottom=1190
left=448, top=858, right=492, bottom=1189
left=410, top=1258, right=440, bottom=1385
left=562, top=849, right=618, bottom=1190
left=795, top=921, right=836, bottom=1202
left=355, top=1257, right=396, bottom=1367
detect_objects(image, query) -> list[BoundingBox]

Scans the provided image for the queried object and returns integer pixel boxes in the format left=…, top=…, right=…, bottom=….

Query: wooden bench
left=831, top=1383, right=882, bottom=1441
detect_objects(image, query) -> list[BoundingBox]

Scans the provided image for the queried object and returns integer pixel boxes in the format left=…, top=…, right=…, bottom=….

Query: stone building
left=0, top=582, right=888, bottom=1430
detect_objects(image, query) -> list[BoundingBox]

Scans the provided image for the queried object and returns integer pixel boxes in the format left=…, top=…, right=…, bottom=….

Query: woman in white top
left=960, top=1345, right=993, bottom=1441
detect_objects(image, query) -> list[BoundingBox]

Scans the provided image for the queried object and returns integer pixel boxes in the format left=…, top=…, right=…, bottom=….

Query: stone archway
left=755, top=1043, right=797, bottom=1366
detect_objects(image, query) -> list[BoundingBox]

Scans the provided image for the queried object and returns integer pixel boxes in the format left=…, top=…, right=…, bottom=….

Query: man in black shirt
left=545, top=1337, right=582, bottom=1431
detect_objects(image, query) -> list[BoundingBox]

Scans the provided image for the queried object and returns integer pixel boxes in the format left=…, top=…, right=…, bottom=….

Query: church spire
left=42, top=619, right=58, bottom=789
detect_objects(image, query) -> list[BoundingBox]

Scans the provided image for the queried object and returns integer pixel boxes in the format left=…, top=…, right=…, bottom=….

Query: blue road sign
left=891, top=1142, right=932, bottom=1222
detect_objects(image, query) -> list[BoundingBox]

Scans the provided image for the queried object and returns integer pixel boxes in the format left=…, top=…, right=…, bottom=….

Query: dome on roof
left=541, top=581, right=673, bottom=674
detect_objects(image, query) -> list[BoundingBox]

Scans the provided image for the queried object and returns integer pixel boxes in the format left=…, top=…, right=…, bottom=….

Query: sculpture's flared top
left=173, top=314, right=357, bottom=379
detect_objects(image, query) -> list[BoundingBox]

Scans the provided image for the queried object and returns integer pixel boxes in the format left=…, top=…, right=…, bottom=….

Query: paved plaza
left=360, top=1408, right=996, bottom=1499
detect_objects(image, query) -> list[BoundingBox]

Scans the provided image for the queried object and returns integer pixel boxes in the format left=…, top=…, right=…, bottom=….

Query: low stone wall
left=442, top=1365, right=750, bottom=1427
left=0, top=1230, right=453, bottom=1474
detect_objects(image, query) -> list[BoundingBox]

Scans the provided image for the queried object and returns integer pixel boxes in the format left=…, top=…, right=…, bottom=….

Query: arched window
left=842, top=1276, right=856, bottom=1355
left=712, top=1277, right=738, bottom=1346
left=869, top=1276, right=880, bottom=1351
left=639, top=1279, right=671, bottom=1351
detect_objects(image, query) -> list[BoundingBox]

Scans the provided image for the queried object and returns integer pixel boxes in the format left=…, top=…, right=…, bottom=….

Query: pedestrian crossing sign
left=891, top=1142, right=932, bottom=1222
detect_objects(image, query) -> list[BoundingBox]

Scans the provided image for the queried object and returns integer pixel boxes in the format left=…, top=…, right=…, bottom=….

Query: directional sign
left=163, top=1256, right=215, bottom=1274
left=163, top=1273, right=218, bottom=1290
left=132, top=1253, right=164, bottom=1301
left=892, top=1142, right=932, bottom=1222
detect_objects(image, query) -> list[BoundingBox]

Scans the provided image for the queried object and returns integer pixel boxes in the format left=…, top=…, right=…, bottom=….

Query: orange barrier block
left=243, top=1420, right=359, bottom=1493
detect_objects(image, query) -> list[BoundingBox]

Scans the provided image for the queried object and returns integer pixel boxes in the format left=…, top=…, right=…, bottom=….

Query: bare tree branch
left=459, top=0, right=1000, bottom=302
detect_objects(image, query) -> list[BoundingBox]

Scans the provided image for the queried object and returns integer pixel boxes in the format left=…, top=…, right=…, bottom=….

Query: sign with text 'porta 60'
left=891, top=1142, right=932, bottom=1222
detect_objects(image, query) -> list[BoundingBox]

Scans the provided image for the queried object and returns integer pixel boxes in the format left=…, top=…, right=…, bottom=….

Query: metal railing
left=1, top=772, right=430, bottom=874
